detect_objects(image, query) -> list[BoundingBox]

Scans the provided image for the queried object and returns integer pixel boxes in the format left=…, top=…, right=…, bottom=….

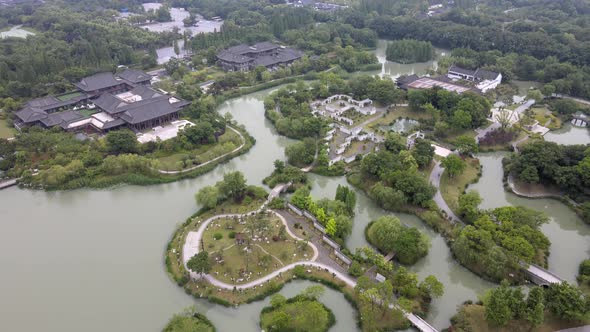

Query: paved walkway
left=275, top=210, right=349, bottom=275
left=183, top=207, right=321, bottom=289
left=158, top=126, right=245, bottom=174
left=429, top=161, right=460, bottom=222
left=525, top=263, right=563, bottom=285
left=182, top=206, right=439, bottom=332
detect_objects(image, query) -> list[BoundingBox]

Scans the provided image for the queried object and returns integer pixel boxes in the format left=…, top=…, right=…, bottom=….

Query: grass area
left=443, top=127, right=478, bottom=143
left=56, top=91, right=83, bottom=101
left=78, top=108, right=98, bottom=117
left=153, top=128, right=242, bottom=171
left=201, top=214, right=313, bottom=284
left=452, top=304, right=589, bottom=332
left=0, top=117, right=16, bottom=139
left=342, top=140, right=373, bottom=158
left=529, top=106, right=562, bottom=129
left=440, top=157, right=481, bottom=215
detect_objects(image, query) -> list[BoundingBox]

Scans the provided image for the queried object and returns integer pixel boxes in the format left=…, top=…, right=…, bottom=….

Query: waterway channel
left=0, top=48, right=588, bottom=332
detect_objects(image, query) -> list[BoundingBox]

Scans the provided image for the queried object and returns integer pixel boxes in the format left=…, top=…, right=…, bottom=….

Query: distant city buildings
left=216, top=42, right=303, bottom=72
left=287, top=0, right=348, bottom=11
left=14, top=69, right=190, bottom=135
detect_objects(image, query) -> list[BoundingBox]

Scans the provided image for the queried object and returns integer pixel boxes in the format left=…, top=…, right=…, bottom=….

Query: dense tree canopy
left=367, top=215, right=430, bottom=265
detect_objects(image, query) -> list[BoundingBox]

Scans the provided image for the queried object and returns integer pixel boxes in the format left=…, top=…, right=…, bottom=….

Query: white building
left=447, top=65, right=502, bottom=93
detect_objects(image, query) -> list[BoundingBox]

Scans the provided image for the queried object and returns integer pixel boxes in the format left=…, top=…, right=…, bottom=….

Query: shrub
left=213, top=233, right=223, bottom=240
left=228, top=231, right=236, bottom=239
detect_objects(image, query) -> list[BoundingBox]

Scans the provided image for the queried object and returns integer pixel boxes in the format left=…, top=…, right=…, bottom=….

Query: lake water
left=141, top=3, right=223, bottom=35
left=0, top=25, right=35, bottom=39
left=468, top=152, right=590, bottom=283
left=156, top=39, right=189, bottom=64
left=367, top=39, right=448, bottom=80
left=0, top=53, right=588, bottom=331
left=544, top=123, right=590, bottom=145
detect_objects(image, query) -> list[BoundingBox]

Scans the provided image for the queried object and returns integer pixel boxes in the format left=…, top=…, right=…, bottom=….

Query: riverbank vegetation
left=504, top=140, right=590, bottom=222
left=579, top=259, right=590, bottom=293
left=164, top=307, right=216, bottom=332
left=440, top=156, right=481, bottom=216
left=452, top=202, right=551, bottom=282
left=0, top=111, right=254, bottom=190
left=366, top=216, right=430, bottom=265
left=447, top=281, right=590, bottom=332
left=260, top=286, right=335, bottom=332
left=263, top=160, right=308, bottom=190
left=353, top=246, right=444, bottom=320
left=386, top=39, right=435, bottom=64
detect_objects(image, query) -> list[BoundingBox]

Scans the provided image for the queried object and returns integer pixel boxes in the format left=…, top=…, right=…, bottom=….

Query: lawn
left=56, top=91, right=83, bottom=101
left=440, top=157, right=481, bottom=215
left=0, top=118, right=16, bottom=138
left=78, top=108, right=98, bottom=117
left=529, top=106, right=562, bottom=129
left=200, top=213, right=313, bottom=284
left=153, top=129, right=242, bottom=171
left=455, top=304, right=589, bottom=332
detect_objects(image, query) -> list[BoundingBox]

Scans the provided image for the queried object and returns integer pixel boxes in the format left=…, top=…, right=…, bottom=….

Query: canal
left=0, top=43, right=588, bottom=332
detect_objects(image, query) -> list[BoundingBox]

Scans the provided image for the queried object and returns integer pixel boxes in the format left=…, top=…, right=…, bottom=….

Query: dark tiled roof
left=94, top=86, right=165, bottom=114
left=14, top=107, right=48, bottom=123
left=101, top=118, right=127, bottom=130
left=225, top=42, right=279, bottom=56
left=94, top=93, right=127, bottom=114
left=448, top=65, right=476, bottom=76
left=119, top=98, right=182, bottom=124
left=117, top=69, right=152, bottom=84
left=217, top=50, right=253, bottom=64
left=75, top=72, right=124, bottom=92
left=40, top=110, right=84, bottom=127
left=26, top=96, right=60, bottom=109
left=253, top=48, right=303, bottom=67
left=474, top=68, right=500, bottom=80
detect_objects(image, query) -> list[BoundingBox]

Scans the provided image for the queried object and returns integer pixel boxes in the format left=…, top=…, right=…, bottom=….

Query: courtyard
left=137, top=119, right=194, bottom=143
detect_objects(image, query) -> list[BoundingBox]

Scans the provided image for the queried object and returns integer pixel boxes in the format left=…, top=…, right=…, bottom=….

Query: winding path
left=158, top=125, right=246, bottom=174
left=429, top=161, right=460, bottom=222
left=183, top=207, right=321, bottom=290
left=181, top=206, right=439, bottom=332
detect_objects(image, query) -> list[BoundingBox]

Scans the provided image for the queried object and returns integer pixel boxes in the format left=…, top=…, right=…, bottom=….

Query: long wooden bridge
left=0, top=178, right=18, bottom=190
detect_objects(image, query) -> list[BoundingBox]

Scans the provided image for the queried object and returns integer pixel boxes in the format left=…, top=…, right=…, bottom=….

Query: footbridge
left=522, top=263, right=564, bottom=286
left=405, top=312, right=439, bottom=332
left=267, top=181, right=292, bottom=201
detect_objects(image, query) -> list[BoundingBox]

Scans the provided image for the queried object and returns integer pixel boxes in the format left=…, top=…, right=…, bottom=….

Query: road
left=157, top=125, right=245, bottom=174
left=429, top=161, right=460, bottom=222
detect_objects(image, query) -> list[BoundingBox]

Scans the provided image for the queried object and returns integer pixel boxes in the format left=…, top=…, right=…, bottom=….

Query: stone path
left=429, top=161, right=460, bottom=223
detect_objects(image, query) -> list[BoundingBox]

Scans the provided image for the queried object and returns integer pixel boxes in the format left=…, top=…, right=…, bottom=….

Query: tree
left=325, top=217, right=337, bottom=236
left=348, top=260, right=363, bottom=277
left=458, top=190, right=482, bottom=223
left=187, top=251, right=211, bottom=276
left=545, top=282, right=590, bottom=321
left=270, top=294, right=287, bottom=308
left=196, top=186, right=219, bottom=209
left=412, top=139, right=434, bottom=168
left=520, top=165, right=540, bottom=183
left=173, top=40, right=180, bottom=56
left=495, top=107, right=512, bottom=129
left=300, top=285, right=325, bottom=300
left=218, top=171, right=247, bottom=201
left=419, top=275, right=444, bottom=298
left=527, top=89, right=544, bottom=103
left=441, top=155, right=466, bottom=178
left=451, top=109, right=472, bottom=129
left=454, top=135, right=478, bottom=155
left=485, top=281, right=513, bottom=326
left=105, top=130, right=137, bottom=154
left=526, top=287, right=545, bottom=328
left=273, top=160, right=285, bottom=173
